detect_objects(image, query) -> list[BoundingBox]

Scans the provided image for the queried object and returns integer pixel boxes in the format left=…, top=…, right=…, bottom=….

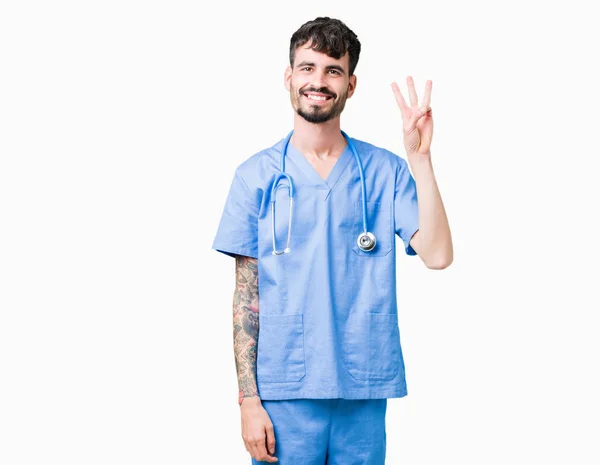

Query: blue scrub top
left=212, top=134, right=420, bottom=400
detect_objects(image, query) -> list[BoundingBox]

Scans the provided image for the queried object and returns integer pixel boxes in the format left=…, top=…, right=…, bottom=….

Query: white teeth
left=306, top=94, right=327, bottom=101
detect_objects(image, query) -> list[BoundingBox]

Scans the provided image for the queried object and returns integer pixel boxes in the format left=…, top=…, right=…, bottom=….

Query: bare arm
left=408, top=158, right=453, bottom=269
left=391, top=77, right=452, bottom=269
left=233, top=255, right=260, bottom=405
left=233, top=255, right=278, bottom=462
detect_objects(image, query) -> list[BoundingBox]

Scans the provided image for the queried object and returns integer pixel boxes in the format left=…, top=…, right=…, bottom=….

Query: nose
left=310, top=70, right=329, bottom=92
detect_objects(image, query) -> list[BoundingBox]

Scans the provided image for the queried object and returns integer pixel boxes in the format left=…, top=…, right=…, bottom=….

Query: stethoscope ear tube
left=271, top=173, right=294, bottom=255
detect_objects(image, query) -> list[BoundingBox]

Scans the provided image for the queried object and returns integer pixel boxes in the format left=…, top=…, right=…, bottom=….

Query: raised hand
left=391, top=76, right=433, bottom=159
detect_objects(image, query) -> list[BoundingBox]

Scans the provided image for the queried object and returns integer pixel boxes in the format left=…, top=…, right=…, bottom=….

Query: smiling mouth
left=303, top=93, right=333, bottom=103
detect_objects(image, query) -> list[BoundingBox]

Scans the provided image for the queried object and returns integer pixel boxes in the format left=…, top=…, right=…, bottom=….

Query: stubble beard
left=293, top=88, right=348, bottom=124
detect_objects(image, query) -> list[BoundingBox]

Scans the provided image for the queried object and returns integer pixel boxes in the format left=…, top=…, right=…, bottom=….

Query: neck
left=290, top=114, right=346, bottom=159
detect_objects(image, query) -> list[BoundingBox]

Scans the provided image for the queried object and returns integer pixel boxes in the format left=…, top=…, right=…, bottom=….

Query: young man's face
left=285, top=41, right=357, bottom=124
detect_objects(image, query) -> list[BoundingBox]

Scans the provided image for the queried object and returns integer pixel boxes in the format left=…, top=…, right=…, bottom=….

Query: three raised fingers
left=391, top=77, right=433, bottom=116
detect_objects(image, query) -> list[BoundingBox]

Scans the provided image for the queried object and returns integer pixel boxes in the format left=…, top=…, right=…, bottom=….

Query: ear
left=284, top=66, right=292, bottom=91
left=347, top=74, right=357, bottom=99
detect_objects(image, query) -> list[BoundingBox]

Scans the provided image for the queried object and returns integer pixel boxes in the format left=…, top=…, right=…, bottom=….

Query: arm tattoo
left=233, top=255, right=259, bottom=405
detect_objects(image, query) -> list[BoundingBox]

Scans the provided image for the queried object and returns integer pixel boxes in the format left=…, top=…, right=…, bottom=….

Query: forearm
left=409, top=155, right=453, bottom=268
left=233, top=255, right=260, bottom=405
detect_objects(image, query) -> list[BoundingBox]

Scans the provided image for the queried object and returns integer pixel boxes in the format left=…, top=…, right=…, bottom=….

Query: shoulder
left=349, top=136, right=408, bottom=173
left=233, top=136, right=286, bottom=190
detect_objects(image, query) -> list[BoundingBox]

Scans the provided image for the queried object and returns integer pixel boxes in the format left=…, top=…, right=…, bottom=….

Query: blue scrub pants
left=251, top=398, right=387, bottom=465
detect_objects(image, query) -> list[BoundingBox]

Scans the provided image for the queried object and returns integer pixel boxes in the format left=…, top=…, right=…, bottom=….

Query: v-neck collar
left=286, top=140, right=353, bottom=190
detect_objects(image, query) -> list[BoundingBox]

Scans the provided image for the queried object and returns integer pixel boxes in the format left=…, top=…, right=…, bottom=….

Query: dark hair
left=289, top=17, right=361, bottom=76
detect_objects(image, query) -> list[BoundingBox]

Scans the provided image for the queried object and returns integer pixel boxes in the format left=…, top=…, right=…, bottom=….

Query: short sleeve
left=212, top=169, right=259, bottom=259
left=394, top=157, right=420, bottom=256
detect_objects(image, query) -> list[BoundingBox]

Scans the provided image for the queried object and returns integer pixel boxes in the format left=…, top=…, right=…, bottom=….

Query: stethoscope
left=271, top=129, right=376, bottom=255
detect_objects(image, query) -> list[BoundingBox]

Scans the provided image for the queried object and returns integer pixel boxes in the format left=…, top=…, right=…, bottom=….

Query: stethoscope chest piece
left=357, top=231, right=376, bottom=252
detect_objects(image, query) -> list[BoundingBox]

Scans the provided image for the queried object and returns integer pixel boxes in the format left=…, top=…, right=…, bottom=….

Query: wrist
left=408, top=152, right=432, bottom=170
left=238, top=393, right=261, bottom=407
left=407, top=151, right=431, bottom=165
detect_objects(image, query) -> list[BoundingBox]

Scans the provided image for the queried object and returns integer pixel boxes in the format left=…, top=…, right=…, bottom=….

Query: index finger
left=421, top=80, right=432, bottom=108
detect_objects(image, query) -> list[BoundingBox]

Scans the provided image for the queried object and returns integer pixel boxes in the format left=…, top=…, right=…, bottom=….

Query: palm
left=391, top=76, right=433, bottom=157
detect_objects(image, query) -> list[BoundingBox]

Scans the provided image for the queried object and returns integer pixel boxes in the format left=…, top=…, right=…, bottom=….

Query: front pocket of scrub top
left=351, top=201, right=393, bottom=257
left=344, top=312, right=401, bottom=381
left=257, top=314, right=306, bottom=383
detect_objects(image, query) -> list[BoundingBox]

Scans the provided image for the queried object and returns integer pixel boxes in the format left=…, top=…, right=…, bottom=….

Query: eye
left=329, top=70, right=341, bottom=75
left=301, top=67, right=312, bottom=71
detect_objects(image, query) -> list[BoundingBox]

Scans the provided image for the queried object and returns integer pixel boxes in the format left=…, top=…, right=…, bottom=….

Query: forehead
left=293, top=41, right=349, bottom=69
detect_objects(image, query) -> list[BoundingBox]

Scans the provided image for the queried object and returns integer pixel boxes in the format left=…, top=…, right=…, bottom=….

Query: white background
left=1, top=0, right=599, bottom=464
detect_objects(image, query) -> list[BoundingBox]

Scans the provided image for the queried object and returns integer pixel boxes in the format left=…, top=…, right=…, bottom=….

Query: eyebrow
left=295, top=61, right=346, bottom=75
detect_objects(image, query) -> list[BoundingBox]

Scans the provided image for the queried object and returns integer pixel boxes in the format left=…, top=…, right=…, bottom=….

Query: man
left=212, top=16, right=453, bottom=465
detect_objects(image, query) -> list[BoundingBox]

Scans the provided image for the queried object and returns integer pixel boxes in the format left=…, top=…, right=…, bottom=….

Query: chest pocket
left=351, top=201, right=393, bottom=257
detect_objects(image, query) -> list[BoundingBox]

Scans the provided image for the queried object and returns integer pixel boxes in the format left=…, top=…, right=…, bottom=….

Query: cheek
left=338, top=86, right=350, bottom=99
left=293, top=86, right=308, bottom=101
left=295, top=80, right=312, bottom=93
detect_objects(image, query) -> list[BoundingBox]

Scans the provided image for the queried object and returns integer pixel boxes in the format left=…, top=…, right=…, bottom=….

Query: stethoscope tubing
left=271, top=129, right=372, bottom=254
left=341, top=130, right=368, bottom=235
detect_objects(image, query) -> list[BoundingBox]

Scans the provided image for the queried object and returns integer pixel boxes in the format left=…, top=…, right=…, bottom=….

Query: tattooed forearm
left=233, top=255, right=259, bottom=405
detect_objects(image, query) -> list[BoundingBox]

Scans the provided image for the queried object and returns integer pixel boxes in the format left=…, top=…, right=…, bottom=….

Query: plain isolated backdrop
left=1, top=1, right=599, bottom=464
